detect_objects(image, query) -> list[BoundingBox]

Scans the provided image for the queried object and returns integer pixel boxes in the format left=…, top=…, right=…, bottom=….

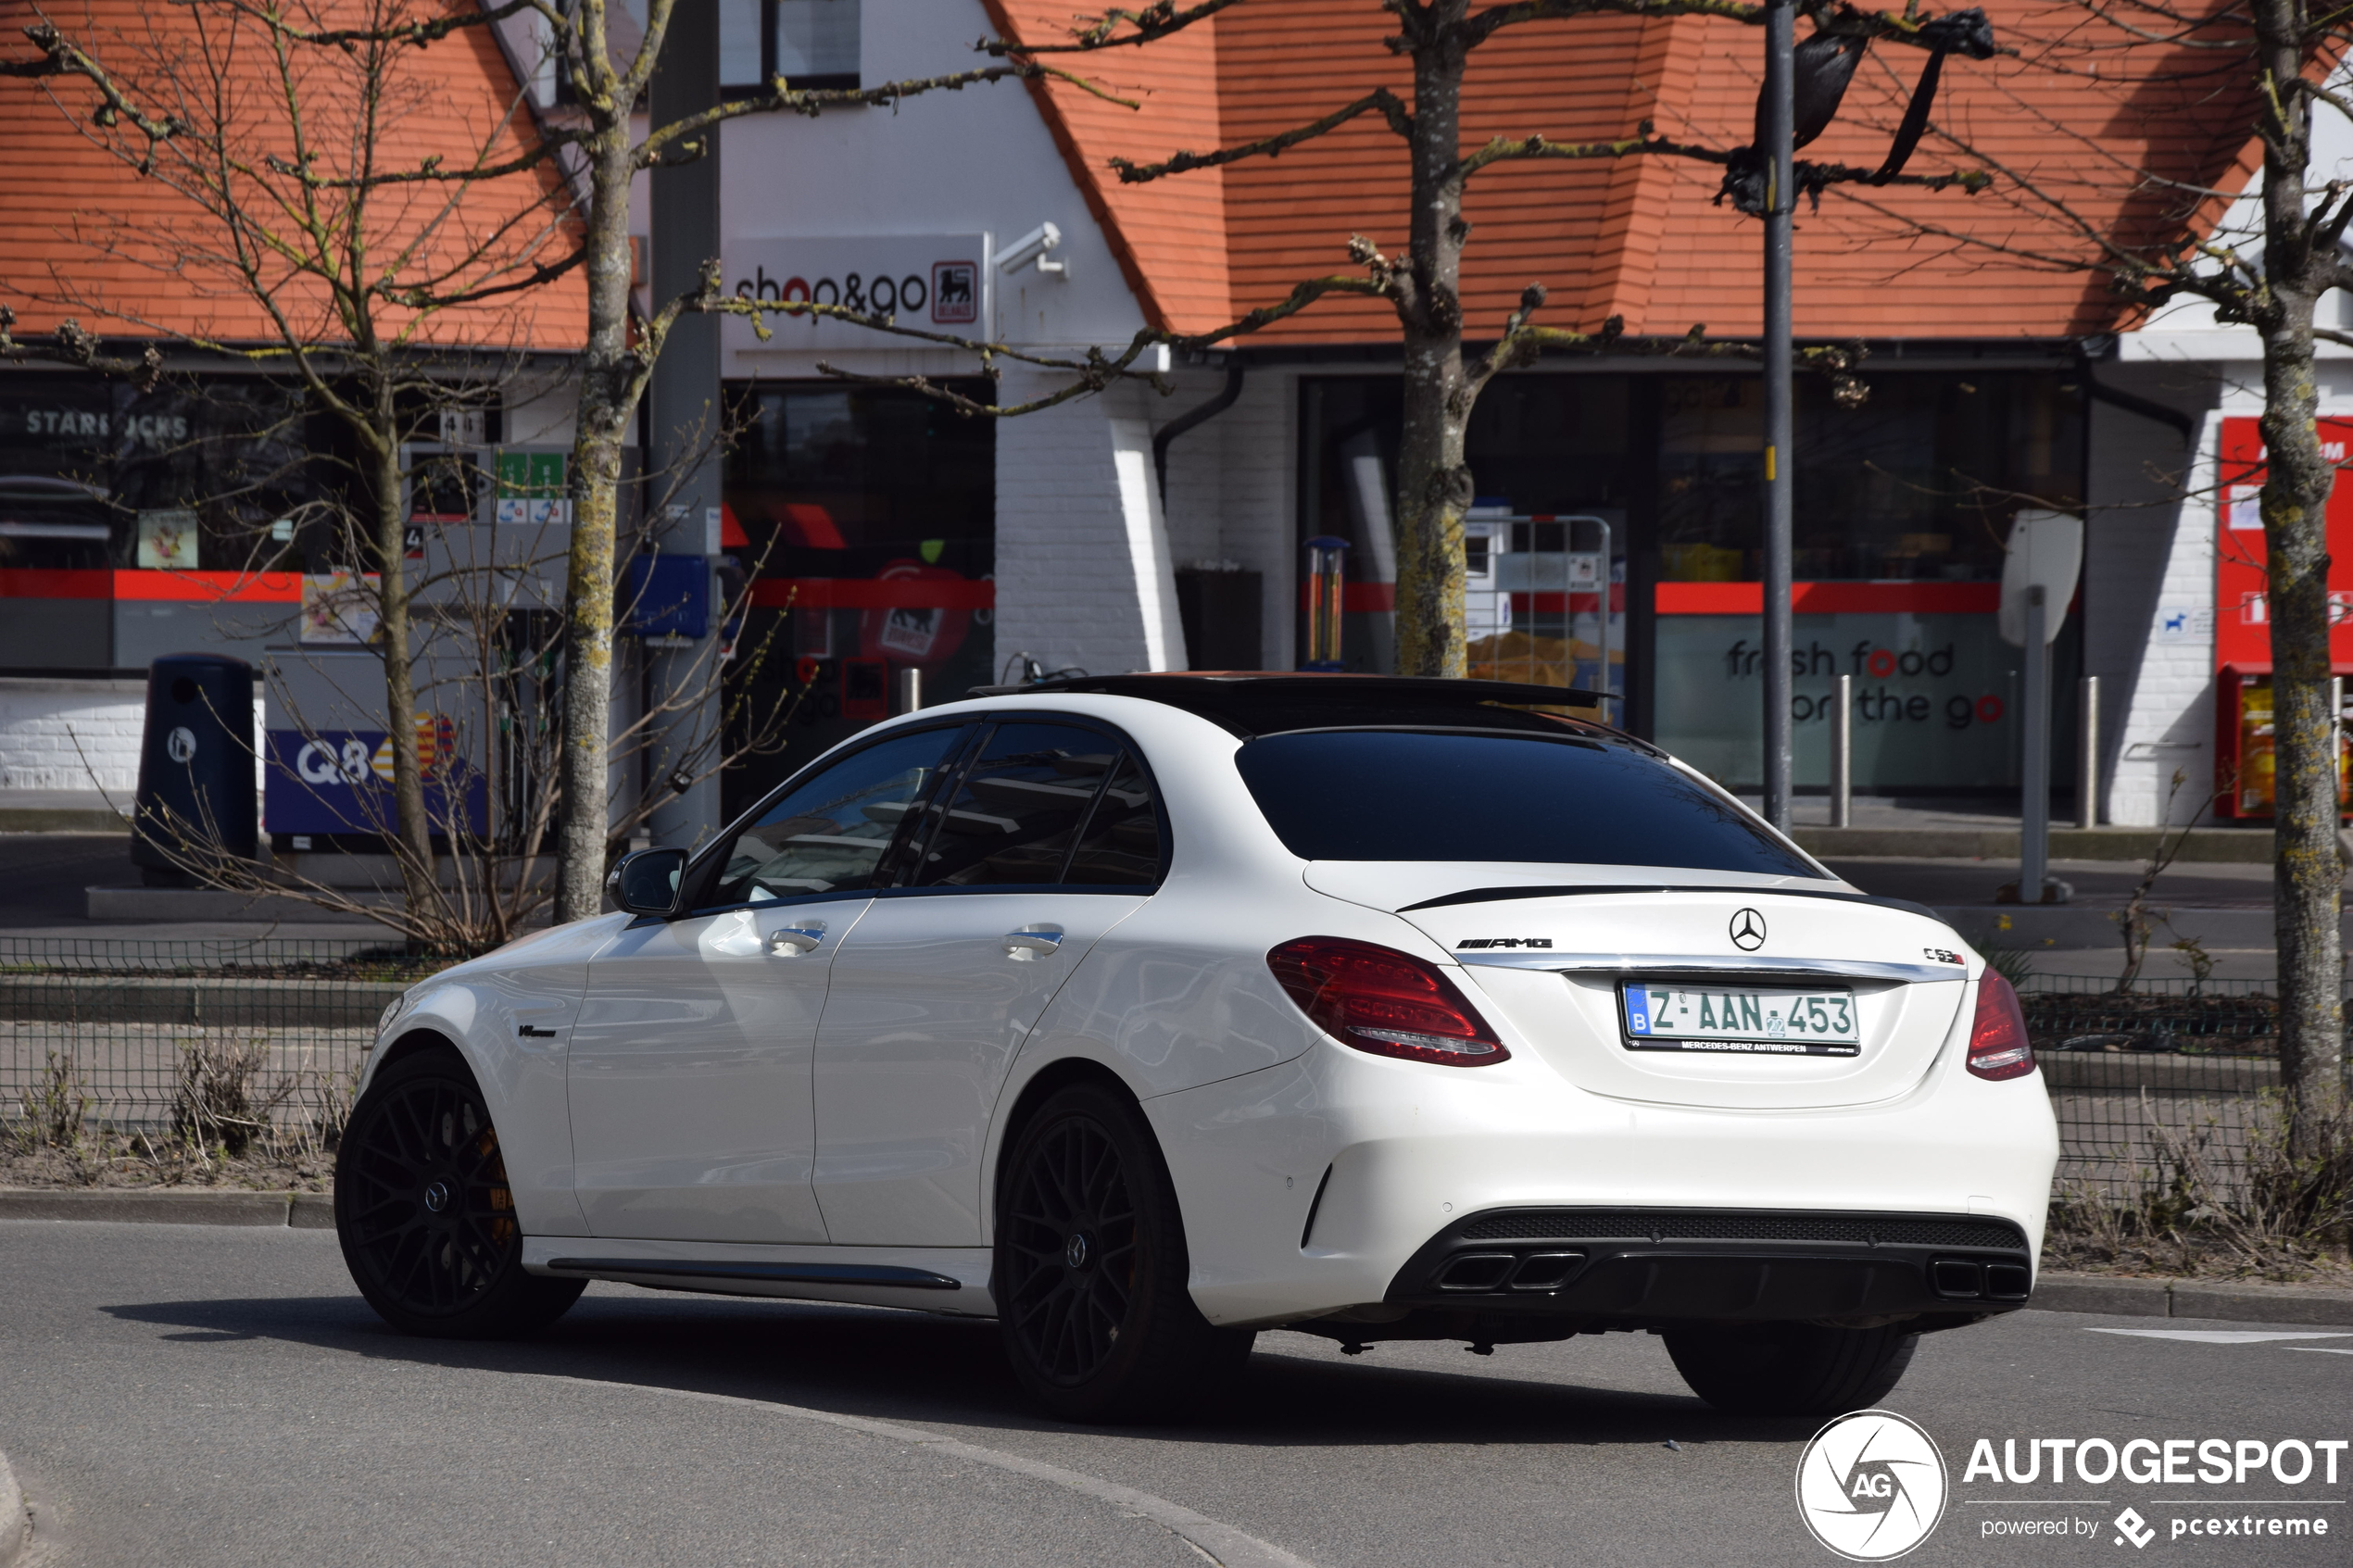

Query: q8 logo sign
left=1794, top=1410, right=1949, bottom=1561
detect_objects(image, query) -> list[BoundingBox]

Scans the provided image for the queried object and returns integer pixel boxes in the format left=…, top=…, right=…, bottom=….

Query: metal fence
left=0, top=941, right=2321, bottom=1185
left=2020, top=973, right=2303, bottom=1191
left=0, top=937, right=448, bottom=1140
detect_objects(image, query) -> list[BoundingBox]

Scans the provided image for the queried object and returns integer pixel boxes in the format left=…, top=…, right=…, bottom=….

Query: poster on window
left=299, top=571, right=381, bottom=644
left=134, top=509, right=199, bottom=570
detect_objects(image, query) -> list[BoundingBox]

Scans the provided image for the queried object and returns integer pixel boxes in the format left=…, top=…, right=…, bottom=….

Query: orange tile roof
left=1003, top=0, right=2264, bottom=343
left=0, top=0, right=585, bottom=354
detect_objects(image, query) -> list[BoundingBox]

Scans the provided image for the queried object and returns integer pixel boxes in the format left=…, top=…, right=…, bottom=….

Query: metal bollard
left=893, top=668, right=923, bottom=716
left=2078, top=675, right=2100, bottom=831
left=1830, top=672, right=1853, bottom=829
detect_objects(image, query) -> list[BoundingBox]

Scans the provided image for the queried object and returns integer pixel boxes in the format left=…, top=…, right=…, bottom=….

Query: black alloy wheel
left=995, top=1082, right=1252, bottom=1422
left=334, top=1046, right=583, bottom=1338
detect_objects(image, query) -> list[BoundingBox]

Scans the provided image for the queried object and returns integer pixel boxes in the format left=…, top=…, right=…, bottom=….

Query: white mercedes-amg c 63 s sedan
left=336, top=673, right=2057, bottom=1421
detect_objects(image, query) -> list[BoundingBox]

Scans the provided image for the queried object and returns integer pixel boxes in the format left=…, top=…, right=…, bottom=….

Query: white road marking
left=2084, top=1329, right=2353, bottom=1345
left=2284, top=1347, right=2353, bottom=1355
left=547, top=1374, right=1318, bottom=1568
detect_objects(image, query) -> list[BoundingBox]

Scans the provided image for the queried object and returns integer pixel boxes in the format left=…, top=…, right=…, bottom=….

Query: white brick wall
left=994, top=371, right=1189, bottom=678
left=1154, top=364, right=1298, bottom=669
left=0, top=679, right=146, bottom=793
left=2083, top=371, right=2222, bottom=825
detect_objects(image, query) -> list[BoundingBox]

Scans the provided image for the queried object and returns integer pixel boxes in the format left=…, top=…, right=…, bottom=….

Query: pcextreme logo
left=1796, top=1410, right=1951, bottom=1561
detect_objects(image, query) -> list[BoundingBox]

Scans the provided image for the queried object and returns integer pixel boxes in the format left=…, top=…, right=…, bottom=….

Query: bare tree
left=5, top=0, right=578, bottom=924
left=1787, top=0, right=2348, bottom=1151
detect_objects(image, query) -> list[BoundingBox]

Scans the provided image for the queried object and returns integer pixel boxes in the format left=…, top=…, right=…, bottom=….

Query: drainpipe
left=1152, top=360, right=1246, bottom=504
left=2074, top=337, right=2195, bottom=445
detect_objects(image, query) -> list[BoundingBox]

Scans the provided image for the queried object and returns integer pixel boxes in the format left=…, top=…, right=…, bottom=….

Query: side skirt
left=522, top=1236, right=998, bottom=1316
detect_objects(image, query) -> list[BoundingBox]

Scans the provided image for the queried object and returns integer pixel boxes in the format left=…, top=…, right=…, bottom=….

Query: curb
left=0, top=1187, right=334, bottom=1228
left=0, top=1447, right=23, bottom=1568
left=2034, top=1270, right=2353, bottom=1325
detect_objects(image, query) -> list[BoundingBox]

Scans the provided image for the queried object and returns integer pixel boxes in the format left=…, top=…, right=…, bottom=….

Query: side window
left=1062, top=752, right=1164, bottom=886
left=698, top=726, right=966, bottom=910
left=911, top=722, right=1117, bottom=887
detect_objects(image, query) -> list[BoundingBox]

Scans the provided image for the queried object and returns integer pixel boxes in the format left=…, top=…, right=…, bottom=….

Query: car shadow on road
left=101, top=1288, right=1819, bottom=1455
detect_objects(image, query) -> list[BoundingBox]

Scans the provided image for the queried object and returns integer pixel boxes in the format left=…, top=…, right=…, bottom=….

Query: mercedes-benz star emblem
left=1729, top=908, right=1768, bottom=951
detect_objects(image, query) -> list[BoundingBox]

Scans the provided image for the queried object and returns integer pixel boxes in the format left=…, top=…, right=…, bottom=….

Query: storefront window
left=0, top=372, right=321, bottom=574
left=1298, top=375, right=1637, bottom=677
left=1297, top=368, right=2085, bottom=793
left=1658, top=370, right=2083, bottom=583
left=722, top=379, right=993, bottom=815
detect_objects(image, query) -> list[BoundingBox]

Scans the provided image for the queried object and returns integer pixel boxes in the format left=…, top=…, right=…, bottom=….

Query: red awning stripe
left=0, top=570, right=302, bottom=603
left=748, top=578, right=995, bottom=610
left=1655, top=581, right=2001, bottom=615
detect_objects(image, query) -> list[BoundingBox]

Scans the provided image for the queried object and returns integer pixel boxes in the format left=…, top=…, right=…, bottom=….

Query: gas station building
left=0, top=0, right=2338, bottom=836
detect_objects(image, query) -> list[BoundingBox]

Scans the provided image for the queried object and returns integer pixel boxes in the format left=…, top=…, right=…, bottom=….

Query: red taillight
left=1267, top=936, right=1509, bottom=1067
left=1966, top=971, right=2035, bottom=1081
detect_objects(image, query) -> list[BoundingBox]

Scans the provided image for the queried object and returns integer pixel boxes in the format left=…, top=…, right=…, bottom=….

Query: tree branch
left=1112, top=89, right=1412, bottom=183
left=977, top=0, right=1249, bottom=55
left=1456, top=0, right=2009, bottom=55
left=5, top=20, right=190, bottom=150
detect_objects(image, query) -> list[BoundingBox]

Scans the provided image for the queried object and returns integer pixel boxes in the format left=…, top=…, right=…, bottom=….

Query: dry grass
left=2, top=1042, right=355, bottom=1188
left=2045, top=1087, right=2353, bottom=1283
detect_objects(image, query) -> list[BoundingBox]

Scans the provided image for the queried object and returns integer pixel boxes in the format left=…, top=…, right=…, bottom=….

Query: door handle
left=1003, top=928, right=1064, bottom=961
left=769, top=922, right=826, bottom=957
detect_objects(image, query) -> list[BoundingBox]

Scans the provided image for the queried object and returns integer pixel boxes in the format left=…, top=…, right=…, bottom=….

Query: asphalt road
left=2, top=1223, right=2347, bottom=1568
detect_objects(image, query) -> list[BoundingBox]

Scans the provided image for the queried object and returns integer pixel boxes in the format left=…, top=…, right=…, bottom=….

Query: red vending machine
left=2214, top=417, right=2353, bottom=818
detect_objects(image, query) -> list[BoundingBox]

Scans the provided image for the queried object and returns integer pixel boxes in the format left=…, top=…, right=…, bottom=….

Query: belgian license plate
left=1620, top=983, right=1860, bottom=1057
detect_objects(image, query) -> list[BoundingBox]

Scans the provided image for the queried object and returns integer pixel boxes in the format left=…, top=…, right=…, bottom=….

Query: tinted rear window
left=1234, top=731, right=1824, bottom=877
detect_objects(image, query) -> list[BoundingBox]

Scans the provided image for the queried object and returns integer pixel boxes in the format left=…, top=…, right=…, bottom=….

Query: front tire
left=1663, top=1322, right=1919, bottom=1417
left=335, top=1045, right=585, bottom=1338
left=994, top=1082, right=1253, bottom=1422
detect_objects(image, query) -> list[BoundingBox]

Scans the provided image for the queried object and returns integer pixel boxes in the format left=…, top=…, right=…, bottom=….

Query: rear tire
left=335, top=1046, right=585, bottom=1339
left=994, top=1082, right=1254, bottom=1422
left=1663, top=1322, right=1919, bottom=1417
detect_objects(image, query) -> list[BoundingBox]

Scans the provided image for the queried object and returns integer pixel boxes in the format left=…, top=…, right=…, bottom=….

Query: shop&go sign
left=722, top=234, right=990, bottom=350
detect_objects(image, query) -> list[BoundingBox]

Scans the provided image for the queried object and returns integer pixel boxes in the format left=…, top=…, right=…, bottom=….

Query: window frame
left=881, top=709, right=1172, bottom=898
left=667, top=718, right=976, bottom=920
left=721, top=0, right=861, bottom=96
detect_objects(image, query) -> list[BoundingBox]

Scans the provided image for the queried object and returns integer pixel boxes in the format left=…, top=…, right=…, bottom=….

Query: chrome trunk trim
left=1453, top=952, right=1964, bottom=985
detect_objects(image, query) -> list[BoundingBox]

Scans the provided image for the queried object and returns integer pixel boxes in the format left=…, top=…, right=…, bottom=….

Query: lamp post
left=1760, top=0, right=1796, bottom=834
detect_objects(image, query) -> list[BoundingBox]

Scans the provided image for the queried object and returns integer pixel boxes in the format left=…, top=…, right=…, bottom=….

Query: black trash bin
left=132, top=653, right=258, bottom=885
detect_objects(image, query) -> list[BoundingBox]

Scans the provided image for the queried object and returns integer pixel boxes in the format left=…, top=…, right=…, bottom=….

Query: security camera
left=996, top=222, right=1067, bottom=279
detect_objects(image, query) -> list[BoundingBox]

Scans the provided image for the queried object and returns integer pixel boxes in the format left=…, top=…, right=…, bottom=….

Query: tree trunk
left=2253, top=0, right=2349, bottom=1151
left=1392, top=13, right=1471, bottom=681
left=364, top=383, right=437, bottom=922
left=554, top=129, right=640, bottom=924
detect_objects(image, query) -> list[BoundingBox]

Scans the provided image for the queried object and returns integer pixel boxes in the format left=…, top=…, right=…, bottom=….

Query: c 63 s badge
left=1455, top=938, right=1554, bottom=949
left=1923, top=947, right=1963, bottom=965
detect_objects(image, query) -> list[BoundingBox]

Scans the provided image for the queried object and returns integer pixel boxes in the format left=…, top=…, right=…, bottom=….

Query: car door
left=566, top=722, right=970, bottom=1243
left=812, top=720, right=1166, bottom=1245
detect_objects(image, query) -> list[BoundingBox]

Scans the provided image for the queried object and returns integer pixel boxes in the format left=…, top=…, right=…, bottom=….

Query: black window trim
left=669, top=717, right=978, bottom=920
left=888, top=709, right=1170, bottom=897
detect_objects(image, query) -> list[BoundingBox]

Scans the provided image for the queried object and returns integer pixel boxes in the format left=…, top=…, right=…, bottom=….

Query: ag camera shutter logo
left=1794, top=1410, right=1948, bottom=1561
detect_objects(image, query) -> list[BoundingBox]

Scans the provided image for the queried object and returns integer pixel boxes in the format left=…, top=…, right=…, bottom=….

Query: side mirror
left=608, top=847, right=687, bottom=916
